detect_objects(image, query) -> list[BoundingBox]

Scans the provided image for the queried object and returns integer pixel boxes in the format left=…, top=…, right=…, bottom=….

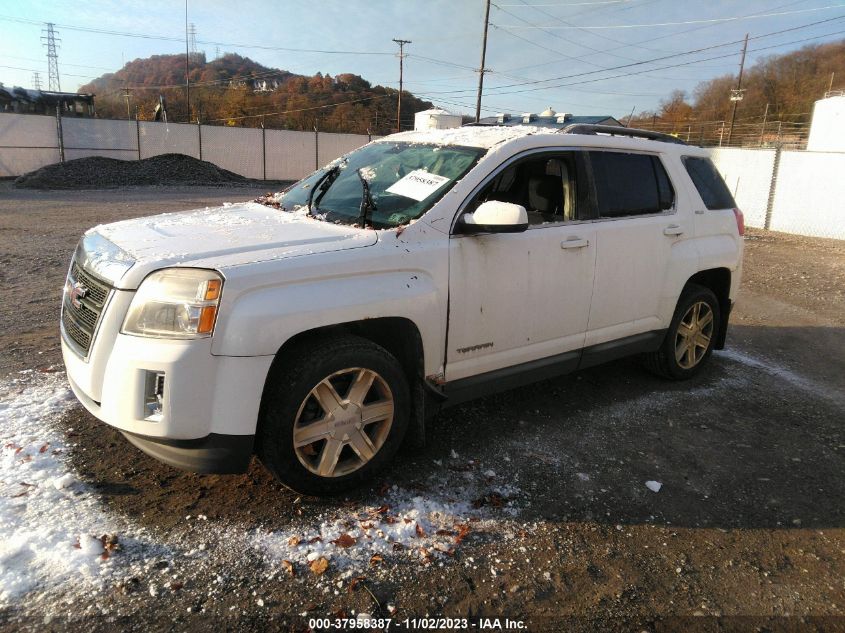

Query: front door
left=446, top=151, right=596, bottom=382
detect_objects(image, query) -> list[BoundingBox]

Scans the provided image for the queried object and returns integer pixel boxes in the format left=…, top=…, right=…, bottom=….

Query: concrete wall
left=0, top=112, right=371, bottom=182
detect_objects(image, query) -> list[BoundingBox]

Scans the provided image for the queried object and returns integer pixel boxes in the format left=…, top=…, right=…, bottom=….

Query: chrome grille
left=62, top=260, right=113, bottom=356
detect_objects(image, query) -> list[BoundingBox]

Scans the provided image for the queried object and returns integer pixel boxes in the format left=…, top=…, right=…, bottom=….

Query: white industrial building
left=807, top=92, right=845, bottom=152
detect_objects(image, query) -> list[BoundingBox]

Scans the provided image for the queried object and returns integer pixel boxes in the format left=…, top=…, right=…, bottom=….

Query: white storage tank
left=414, top=108, right=462, bottom=131
left=807, top=93, right=845, bottom=152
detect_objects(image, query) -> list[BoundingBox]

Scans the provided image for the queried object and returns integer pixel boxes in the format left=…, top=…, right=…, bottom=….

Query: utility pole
left=392, top=38, right=411, bottom=132
left=185, top=0, right=191, bottom=120
left=827, top=71, right=836, bottom=96
left=475, top=0, right=492, bottom=123
left=41, top=23, right=61, bottom=92
left=123, top=87, right=132, bottom=120
left=32, top=72, right=42, bottom=91
left=759, top=102, right=769, bottom=146
left=726, top=33, right=748, bottom=146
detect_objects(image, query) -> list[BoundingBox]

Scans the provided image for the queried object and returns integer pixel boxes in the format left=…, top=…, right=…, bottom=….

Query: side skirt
left=436, top=329, right=667, bottom=407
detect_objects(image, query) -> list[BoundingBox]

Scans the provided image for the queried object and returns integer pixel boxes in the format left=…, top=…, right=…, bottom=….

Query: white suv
left=61, top=124, right=744, bottom=495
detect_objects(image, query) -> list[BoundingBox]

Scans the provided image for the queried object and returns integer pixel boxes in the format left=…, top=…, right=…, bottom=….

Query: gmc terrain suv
left=61, top=124, right=744, bottom=494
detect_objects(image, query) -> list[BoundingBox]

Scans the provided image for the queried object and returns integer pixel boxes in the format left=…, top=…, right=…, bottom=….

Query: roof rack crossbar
left=559, top=124, right=688, bottom=145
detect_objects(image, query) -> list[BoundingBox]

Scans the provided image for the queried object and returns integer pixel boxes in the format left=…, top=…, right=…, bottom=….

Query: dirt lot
left=0, top=184, right=843, bottom=632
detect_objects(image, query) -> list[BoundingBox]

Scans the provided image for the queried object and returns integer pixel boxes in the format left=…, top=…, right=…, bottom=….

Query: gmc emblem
left=69, top=281, right=89, bottom=309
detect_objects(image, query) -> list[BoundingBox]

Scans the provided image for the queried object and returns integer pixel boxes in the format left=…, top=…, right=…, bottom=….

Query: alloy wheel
left=292, top=367, right=394, bottom=478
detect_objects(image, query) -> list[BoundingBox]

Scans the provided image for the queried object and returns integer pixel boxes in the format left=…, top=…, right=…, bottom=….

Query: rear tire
left=645, top=284, right=720, bottom=380
left=257, top=335, right=409, bottom=496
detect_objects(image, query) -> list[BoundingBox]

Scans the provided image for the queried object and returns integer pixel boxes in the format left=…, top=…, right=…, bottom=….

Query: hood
left=91, top=202, right=377, bottom=288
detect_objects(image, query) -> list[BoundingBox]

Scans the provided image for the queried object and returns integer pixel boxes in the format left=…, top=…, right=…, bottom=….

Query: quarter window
left=682, top=156, right=737, bottom=210
left=589, top=152, right=675, bottom=218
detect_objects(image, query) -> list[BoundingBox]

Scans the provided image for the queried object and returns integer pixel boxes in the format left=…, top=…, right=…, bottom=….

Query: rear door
left=583, top=150, right=689, bottom=352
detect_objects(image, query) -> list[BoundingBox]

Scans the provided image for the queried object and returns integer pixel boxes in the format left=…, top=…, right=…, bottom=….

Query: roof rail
left=560, top=124, right=688, bottom=145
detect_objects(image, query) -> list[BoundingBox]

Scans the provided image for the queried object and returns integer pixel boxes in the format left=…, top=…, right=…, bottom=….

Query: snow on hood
left=90, top=202, right=377, bottom=284
left=386, top=124, right=557, bottom=149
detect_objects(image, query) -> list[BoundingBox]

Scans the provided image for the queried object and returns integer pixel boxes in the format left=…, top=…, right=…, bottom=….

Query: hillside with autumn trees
left=79, top=53, right=433, bottom=135
left=630, top=39, right=845, bottom=146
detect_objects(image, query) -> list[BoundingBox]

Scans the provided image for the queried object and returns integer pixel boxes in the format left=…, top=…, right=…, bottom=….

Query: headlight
left=121, top=269, right=223, bottom=339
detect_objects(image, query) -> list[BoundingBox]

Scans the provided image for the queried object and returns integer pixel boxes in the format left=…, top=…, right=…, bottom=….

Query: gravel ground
left=0, top=186, right=843, bottom=632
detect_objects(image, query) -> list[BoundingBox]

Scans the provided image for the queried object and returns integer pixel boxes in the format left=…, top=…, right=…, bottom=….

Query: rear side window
left=589, top=152, right=675, bottom=218
left=682, top=156, right=736, bottom=210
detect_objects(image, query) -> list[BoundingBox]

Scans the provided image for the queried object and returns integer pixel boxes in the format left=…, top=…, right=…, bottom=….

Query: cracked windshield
left=276, top=142, right=484, bottom=228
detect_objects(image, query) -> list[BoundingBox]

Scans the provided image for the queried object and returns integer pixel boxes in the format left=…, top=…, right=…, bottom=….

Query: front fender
left=211, top=270, right=443, bottom=376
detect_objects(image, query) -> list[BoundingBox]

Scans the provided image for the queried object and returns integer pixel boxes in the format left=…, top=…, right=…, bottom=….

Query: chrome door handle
left=663, top=224, right=684, bottom=236
left=561, top=237, right=589, bottom=249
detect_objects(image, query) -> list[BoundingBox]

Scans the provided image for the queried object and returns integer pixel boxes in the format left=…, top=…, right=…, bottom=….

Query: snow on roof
left=415, top=108, right=454, bottom=115
left=383, top=124, right=557, bottom=149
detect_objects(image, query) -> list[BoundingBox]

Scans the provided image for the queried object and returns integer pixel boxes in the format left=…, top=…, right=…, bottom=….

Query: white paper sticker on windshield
left=386, top=170, right=450, bottom=201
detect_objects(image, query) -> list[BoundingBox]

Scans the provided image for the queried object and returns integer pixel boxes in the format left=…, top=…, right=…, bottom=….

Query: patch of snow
left=388, top=125, right=556, bottom=149
left=645, top=481, right=663, bottom=493
left=0, top=373, right=171, bottom=605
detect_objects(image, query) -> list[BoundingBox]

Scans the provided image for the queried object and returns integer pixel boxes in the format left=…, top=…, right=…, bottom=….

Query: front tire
left=257, top=336, right=410, bottom=495
left=645, top=284, right=720, bottom=380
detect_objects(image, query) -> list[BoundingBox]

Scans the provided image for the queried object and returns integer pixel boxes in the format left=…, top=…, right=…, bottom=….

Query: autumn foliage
left=79, top=53, right=433, bottom=135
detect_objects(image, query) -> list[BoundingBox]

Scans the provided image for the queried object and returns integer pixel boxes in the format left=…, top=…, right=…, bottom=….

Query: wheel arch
left=685, top=267, right=731, bottom=349
left=258, top=317, right=429, bottom=448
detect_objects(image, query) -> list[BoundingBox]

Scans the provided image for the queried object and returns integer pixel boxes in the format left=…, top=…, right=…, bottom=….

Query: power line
left=0, top=14, right=395, bottom=56
left=499, top=4, right=845, bottom=30
left=419, top=18, right=845, bottom=97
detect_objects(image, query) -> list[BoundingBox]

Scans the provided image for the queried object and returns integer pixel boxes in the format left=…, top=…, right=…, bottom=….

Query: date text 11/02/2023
left=307, top=617, right=528, bottom=630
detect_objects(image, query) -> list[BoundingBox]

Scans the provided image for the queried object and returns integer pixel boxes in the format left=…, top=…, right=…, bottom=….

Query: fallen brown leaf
left=369, top=553, right=384, bottom=566
left=309, top=557, right=329, bottom=575
left=282, top=560, right=296, bottom=577
left=308, top=536, right=323, bottom=544
left=415, top=523, right=427, bottom=538
left=170, top=581, right=183, bottom=591
left=348, top=576, right=367, bottom=591
left=288, top=536, right=301, bottom=547
left=454, top=524, right=471, bottom=545
left=38, top=443, right=49, bottom=453
left=374, top=504, right=390, bottom=514
left=331, top=533, right=357, bottom=548
left=436, top=529, right=456, bottom=536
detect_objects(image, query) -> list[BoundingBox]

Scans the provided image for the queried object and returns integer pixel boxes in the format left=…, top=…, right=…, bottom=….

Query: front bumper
left=62, top=324, right=273, bottom=474
left=121, top=430, right=254, bottom=474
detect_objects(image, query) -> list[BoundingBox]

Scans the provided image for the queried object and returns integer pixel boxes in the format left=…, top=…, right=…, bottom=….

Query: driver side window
left=468, top=152, right=586, bottom=225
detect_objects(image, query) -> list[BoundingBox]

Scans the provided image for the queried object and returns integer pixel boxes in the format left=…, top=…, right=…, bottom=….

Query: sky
left=1, top=0, right=844, bottom=120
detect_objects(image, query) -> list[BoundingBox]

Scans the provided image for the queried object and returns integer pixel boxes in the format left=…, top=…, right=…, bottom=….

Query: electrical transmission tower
left=188, top=23, right=198, bottom=59
left=41, top=23, right=61, bottom=92
left=32, top=72, right=42, bottom=91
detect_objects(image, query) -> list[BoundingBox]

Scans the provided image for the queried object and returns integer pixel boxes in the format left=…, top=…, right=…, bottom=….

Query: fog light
left=144, top=371, right=165, bottom=421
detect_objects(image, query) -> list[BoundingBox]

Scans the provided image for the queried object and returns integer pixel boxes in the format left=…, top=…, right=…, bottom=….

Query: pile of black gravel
left=14, top=153, right=250, bottom=189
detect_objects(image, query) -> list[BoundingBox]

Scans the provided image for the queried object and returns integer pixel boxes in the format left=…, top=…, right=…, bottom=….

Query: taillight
left=733, top=208, right=745, bottom=236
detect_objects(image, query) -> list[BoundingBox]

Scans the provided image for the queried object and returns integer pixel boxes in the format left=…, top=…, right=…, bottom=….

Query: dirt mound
left=14, top=153, right=250, bottom=189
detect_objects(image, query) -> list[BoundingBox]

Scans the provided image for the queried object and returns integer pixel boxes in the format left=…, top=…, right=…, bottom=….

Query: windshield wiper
left=356, top=168, right=377, bottom=228
left=307, top=164, right=341, bottom=215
